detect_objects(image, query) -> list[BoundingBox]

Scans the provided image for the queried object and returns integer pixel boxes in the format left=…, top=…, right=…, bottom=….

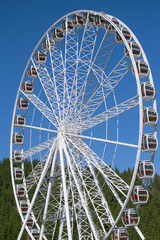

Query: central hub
left=58, top=125, right=66, bottom=136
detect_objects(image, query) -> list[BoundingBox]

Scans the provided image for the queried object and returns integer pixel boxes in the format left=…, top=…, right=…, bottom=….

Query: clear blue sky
left=1, top=0, right=160, bottom=173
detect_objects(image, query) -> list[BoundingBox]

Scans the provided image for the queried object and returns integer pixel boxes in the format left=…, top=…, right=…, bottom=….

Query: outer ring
left=10, top=10, right=157, bottom=239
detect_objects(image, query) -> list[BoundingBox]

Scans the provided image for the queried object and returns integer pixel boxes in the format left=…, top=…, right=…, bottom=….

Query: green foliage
left=0, top=158, right=26, bottom=240
left=0, top=158, right=160, bottom=239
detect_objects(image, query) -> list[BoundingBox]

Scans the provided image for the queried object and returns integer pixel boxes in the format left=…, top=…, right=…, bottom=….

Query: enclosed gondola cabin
left=124, top=42, right=141, bottom=59
left=12, top=150, right=23, bottom=162
left=19, top=200, right=28, bottom=213
left=122, top=209, right=140, bottom=226
left=83, top=12, right=96, bottom=26
left=14, top=115, right=26, bottom=126
left=133, top=60, right=149, bottom=78
left=27, top=65, right=38, bottom=78
left=143, top=107, right=158, bottom=126
left=22, top=81, right=33, bottom=93
left=141, top=134, right=158, bottom=152
left=51, top=28, right=64, bottom=42
left=108, top=17, right=120, bottom=34
left=16, top=185, right=25, bottom=197
left=137, top=160, right=155, bottom=179
left=13, top=133, right=24, bottom=145
left=72, top=13, right=84, bottom=28
left=26, top=216, right=34, bottom=228
left=115, top=27, right=131, bottom=44
left=27, top=229, right=39, bottom=240
left=14, top=168, right=23, bottom=180
left=34, top=51, right=47, bottom=64
left=22, top=216, right=34, bottom=228
left=95, top=15, right=108, bottom=28
left=137, top=60, right=149, bottom=78
left=62, top=19, right=74, bottom=33
left=17, top=98, right=29, bottom=110
left=111, top=228, right=129, bottom=240
left=42, top=38, right=55, bottom=52
left=141, top=82, right=155, bottom=101
left=131, top=186, right=149, bottom=204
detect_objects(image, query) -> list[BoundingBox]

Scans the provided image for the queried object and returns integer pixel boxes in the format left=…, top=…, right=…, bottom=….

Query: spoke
left=66, top=136, right=129, bottom=196
left=65, top=21, right=98, bottom=121
left=68, top=168, right=84, bottom=239
left=17, top=140, right=57, bottom=240
left=103, top=176, right=124, bottom=207
left=79, top=95, right=139, bottom=132
left=15, top=124, right=57, bottom=133
left=29, top=169, right=61, bottom=239
left=85, top=161, right=115, bottom=226
left=63, top=20, right=78, bottom=119
left=25, top=158, right=47, bottom=192
left=73, top=31, right=116, bottom=116
left=93, top=34, right=116, bottom=71
left=67, top=132, right=138, bottom=148
left=58, top=207, right=66, bottom=240
left=67, top=154, right=94, bottom=239
left=67, top=148, right=108, bottom=236
left=49, top=43, right=65, bottom=103
left=21, top=91, right=58, bottom=128
left=39, top=148, right=58, bottom=240
left=51, top=203, right=62, bottom=240
left=67, top=32, right=116, bottom=122
left=68, top=170, right=83, bottom=239
left=22, top=137, right=56, bottom=160
left=62, top=136, right=100, bottom=240
left=69, top=27, right=103, bottom=114
left=58, top=185, right=72, bottom=240
left=65, top=139, right=115, bottom=230
left=44, top=168, right=62, bottom=239
left=59, top=136, right=72, bottom=240
left=72, top=54, right=131, bottom=122
left=47, top=33, right=63, bottom=122
left=32, top=59, right=61, bottom=126
left=134, top=226, right=146, bottom=240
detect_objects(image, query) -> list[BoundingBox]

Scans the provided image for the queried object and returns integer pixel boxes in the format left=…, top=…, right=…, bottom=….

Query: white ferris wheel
left=10, top=10, right=158, bottom=240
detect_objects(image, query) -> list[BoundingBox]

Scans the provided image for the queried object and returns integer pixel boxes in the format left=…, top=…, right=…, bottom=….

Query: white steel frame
left=10, top=10, right=157, bottom=240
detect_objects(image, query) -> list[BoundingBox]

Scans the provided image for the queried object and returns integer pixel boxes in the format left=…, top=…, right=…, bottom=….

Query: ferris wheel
left=10, top=10, right=158, bottom=240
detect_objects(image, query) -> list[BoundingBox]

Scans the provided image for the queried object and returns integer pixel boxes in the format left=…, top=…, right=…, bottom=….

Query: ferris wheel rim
left=10, top=9, right=157, bottom=240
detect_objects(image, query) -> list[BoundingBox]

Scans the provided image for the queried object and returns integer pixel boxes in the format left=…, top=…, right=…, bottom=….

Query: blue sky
left=1, top=0, right=160, bottom=174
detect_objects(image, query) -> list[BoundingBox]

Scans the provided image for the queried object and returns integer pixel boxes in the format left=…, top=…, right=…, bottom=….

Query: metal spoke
left=62, top=136, right=100, bottom=240
left=67, top=32, right=116, bottom=123
left=134, top=226, right=146, bottom=240
left=58, top=135, right=72, bottom=240
left=32, top=59, right=61, bottom=126
left=14, top=124, right=57, bottom=134
left=47, top=33, right=63, bottom=122
left=65, top=138, right=115, bottom=229
left=39, top=148, right=58, bottom=240
left=66, top=136, right=129, bottom=196
left=79, top=95, right=139, bottom=132
left=63, top=20, right=78, bottom=119
left=21, top=90, right=58, bottom=128
left=72, top=55, right=131, bottom=122
left=66, top=150, right=94, bottom=239
left=67, top=132, right=138, bottom=148
left=17, top=140, right=57, bottom=240
left=49, top=42, right=66, bottom=104
left=65, top=20, right=98, bottom=121
left=22, top=137, right=56, bottom=160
